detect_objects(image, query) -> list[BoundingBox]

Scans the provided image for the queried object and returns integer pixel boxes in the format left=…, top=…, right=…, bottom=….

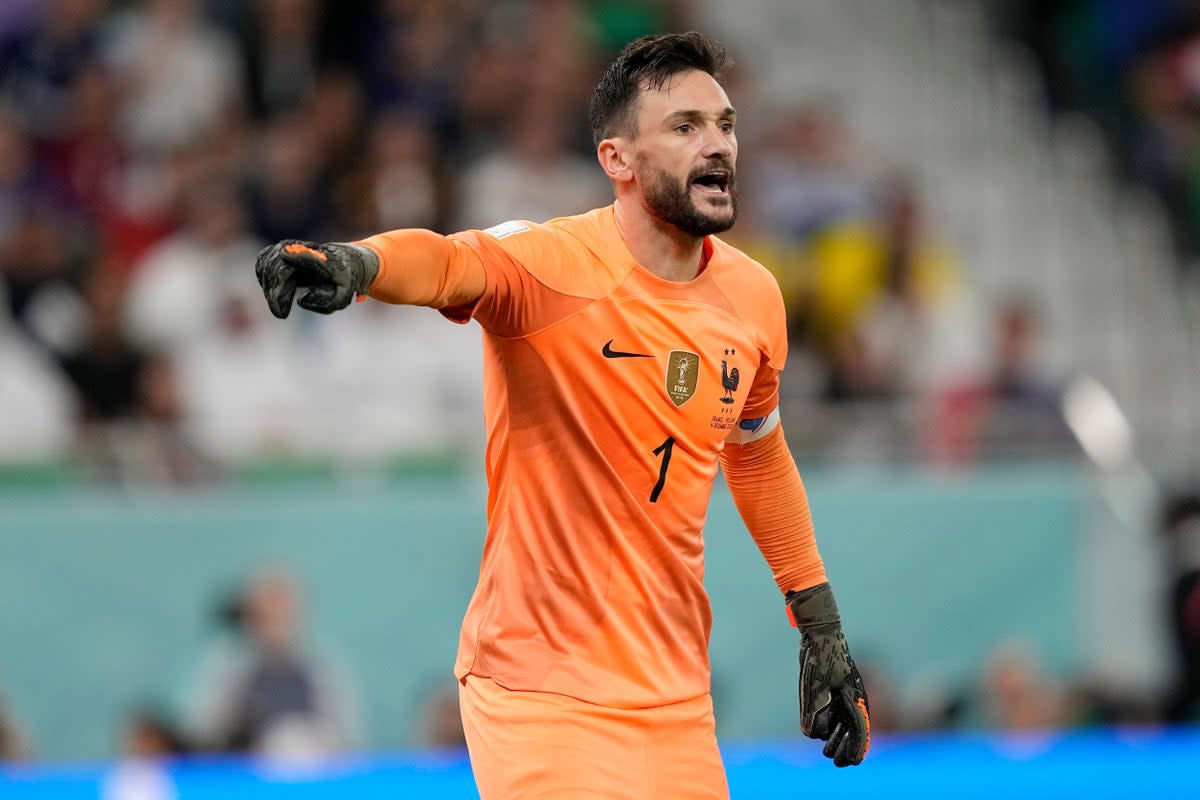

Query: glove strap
left=785, top=582, right=841, bottom=629
left=341, top=244, right=381, bottom=298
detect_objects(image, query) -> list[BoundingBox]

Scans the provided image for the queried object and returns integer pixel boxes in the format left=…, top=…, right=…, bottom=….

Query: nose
left=701, top=124, right=733, bottom=160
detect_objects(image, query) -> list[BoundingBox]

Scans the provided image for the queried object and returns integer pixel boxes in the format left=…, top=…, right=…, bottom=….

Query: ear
left=597, top=138, right=634, bottom=184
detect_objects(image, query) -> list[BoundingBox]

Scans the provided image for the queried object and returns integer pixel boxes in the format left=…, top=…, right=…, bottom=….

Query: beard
left=636, top=156, right=739, bottom=237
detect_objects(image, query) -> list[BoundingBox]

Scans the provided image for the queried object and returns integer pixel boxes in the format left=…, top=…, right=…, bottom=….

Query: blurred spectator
left=38, top=61, right=127, bottom=228
left=0, top=335, right=73, bottom=462
left=101, top=709, right=184, bottom=800
left=307, top=70, right=368, bottom=179
left=118, top=351, right=214, bottom=486
left=454, top=1, right=600, bottom=160
left=102, top=0, right=243, bottom=152
left=331, top=109, right=440, bottom=237
left=236, top=0, right=322, bottom=121
left=518, top=1, right=601, bottom=124
left=173, top=275, right=309, bottom=465
left=0, top=0, right=39, bottom=43
left=903, top=681, right=969, bottom=732
left=244, top=112, right=332, bottom=244
left=360, top=0, right=478, bottom=130
left=853, top=180, right=968, bottom=394
left=750, top=104, right=880, bottom=245
left=0, top=689, right=31, bottom=762
left=0, top=106, right=61, bottom=245
left=800, top=175, right=965, bottom=402
left=1127, top=48, right=1195, bottom=252
left=0, top=202, right=78, bottom=350
left=125, top=178, right=264, bottom=352
left=925, top=293, right=1071, bottom=466
left=853, top=660, right=904, bottom=734
left=1000, top=1, right=1200, bottom=261
left=1162, top=492, right=1200, bottom=722
left=418, top=683, right=466, bottom=749
left=121, top=708, right=188, bottom=758
left=1061, top=678, right=1162, bottom=727
left=56, top=269, right=147, bottom=423
left=77, top=359, right=214, bottom=487
left=0, top=0, right=106, bottom=138
left=0, top=289, right=74, bottom=461
left=184, top=568, right=361, bottom=760
left=97, top=148, right=186, bottom=277
left=453, top=93, right=609, bottom=230
left=55, top=267, right=213, bottom=484
left=302, top=298, right=485, bottom=463
left=455, top=33, right=530, bottom=158
left=975, top=642, right=1068, bottom=730
left=985, top=295, right=1063, bottom=412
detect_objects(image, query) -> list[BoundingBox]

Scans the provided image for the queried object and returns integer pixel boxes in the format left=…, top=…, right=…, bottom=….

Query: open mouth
left=691, top=171, right=731, bottom=195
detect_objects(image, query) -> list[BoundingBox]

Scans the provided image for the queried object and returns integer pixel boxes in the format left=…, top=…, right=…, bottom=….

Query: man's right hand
left=254, top=240, right=379, bottom=319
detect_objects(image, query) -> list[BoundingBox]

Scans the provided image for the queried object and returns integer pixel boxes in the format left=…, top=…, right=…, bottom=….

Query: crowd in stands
left=0, top=0, right=1076, bottom=481
left=999, top=0, right=1200, bottom=265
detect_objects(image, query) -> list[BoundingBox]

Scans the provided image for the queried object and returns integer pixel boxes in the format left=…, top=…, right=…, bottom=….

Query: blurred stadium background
left=1, top=0, right=1199, bottom=797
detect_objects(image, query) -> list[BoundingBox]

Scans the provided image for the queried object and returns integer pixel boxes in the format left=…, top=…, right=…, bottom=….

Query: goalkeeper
left=255, top=31, right=869, bottom=799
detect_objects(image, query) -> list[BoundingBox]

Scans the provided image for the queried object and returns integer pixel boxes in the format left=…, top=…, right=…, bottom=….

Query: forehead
left=636, top=69, right=732, bottom=125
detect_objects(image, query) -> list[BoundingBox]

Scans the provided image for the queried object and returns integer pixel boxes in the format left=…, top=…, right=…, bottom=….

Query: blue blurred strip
left=1, top=728, right=1198, bottom=799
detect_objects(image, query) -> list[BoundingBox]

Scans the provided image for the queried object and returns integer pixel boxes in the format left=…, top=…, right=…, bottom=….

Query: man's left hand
left=786, top=582, right=871, bottom=767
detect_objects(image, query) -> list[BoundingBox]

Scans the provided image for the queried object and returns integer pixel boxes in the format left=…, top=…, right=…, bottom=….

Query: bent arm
left=355, top=229, right=487, bottom=310
left=720, top=424, right=827, bottom=594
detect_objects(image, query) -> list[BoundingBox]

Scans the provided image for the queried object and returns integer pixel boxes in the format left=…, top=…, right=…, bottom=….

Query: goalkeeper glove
left=786, top=582, right=871, bottom=767
left=255, top=240, right=380, bottom=319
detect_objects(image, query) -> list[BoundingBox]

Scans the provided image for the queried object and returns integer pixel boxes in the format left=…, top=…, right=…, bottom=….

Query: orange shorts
left=459, top=674, right=730, bottom=800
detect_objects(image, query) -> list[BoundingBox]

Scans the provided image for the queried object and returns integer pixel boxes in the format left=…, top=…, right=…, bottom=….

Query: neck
left=613, top=197, right=706, bottom=282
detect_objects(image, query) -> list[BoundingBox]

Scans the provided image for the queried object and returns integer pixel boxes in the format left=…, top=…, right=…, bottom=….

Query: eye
left=675, top=123, right=693, bottom=134
left=720, top=121, right=735, bottom=134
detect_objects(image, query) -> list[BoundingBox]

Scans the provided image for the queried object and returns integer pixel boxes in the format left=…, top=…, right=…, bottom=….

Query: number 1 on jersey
left=650, top=436, right=676, bottom=503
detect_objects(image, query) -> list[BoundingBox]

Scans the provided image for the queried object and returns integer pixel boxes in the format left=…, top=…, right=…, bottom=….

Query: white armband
left=726, top=407, right=780, bottom=445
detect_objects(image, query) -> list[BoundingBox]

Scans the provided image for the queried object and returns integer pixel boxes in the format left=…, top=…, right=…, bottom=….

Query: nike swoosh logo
left=602, top=340, right=653, bottom=359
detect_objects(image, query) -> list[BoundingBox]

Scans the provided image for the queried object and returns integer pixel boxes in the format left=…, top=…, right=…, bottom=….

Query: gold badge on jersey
left=665, top=350, right=700, bottom=407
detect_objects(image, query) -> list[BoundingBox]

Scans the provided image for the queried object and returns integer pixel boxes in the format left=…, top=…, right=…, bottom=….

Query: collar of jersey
left=599, top=204, right=719, bottom=293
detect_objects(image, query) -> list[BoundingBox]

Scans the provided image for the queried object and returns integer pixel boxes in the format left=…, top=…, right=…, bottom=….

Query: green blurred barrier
left=0, top=464, right=1082, bottom=761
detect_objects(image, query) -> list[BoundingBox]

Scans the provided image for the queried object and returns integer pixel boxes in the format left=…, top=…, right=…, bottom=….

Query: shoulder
left=456, top=206, right=626, bottom=298
left=707, top=236, right=788, bottom=367
left=708, top=236, right=786, bottom=318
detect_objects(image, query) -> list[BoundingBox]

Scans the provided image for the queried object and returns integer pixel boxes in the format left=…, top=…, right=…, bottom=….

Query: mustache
left=688, top=159, right=736, bottom=183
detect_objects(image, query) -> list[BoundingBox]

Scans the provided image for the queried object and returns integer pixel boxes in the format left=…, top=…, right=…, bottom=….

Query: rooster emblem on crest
left=720, top=348, right=739, bottom=404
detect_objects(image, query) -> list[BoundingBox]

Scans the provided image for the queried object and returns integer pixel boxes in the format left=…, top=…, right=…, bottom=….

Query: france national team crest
left=666, top=350, right=699, bottom=407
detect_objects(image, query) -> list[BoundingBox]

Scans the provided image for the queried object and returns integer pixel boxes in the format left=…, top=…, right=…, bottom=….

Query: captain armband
left=725, top=407, right=780, bottom=445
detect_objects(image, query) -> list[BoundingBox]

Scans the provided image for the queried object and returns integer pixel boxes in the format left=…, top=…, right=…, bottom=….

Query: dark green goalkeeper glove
left=254, top=240, right=380, bottom=319
left=786, top=582, right=871, bottom=767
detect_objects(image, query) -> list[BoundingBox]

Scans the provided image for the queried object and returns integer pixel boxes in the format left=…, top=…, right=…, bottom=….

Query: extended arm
left=358, top=229, right=485, bottom=309
left=254, top=229, right=487, bottom=318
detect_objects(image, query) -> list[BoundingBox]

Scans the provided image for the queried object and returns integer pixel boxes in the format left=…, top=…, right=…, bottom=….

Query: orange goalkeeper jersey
left=380, top=206, right=788, bottom=708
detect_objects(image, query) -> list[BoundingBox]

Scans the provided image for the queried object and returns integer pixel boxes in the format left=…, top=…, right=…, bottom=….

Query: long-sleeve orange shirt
left=357, top=206, right=825, bottom=707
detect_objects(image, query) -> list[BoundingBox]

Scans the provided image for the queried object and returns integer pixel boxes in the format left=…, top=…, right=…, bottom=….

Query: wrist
left=785, top=582, right=841, bottom=629
left=339, top=243, right=380, bottom=294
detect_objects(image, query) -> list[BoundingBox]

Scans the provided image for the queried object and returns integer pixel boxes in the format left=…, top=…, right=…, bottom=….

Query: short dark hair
left=588, top=31, right=731, bottom=148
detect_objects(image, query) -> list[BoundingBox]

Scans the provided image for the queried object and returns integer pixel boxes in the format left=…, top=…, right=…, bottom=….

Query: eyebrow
left=664, top=107, right=737, bottom=124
